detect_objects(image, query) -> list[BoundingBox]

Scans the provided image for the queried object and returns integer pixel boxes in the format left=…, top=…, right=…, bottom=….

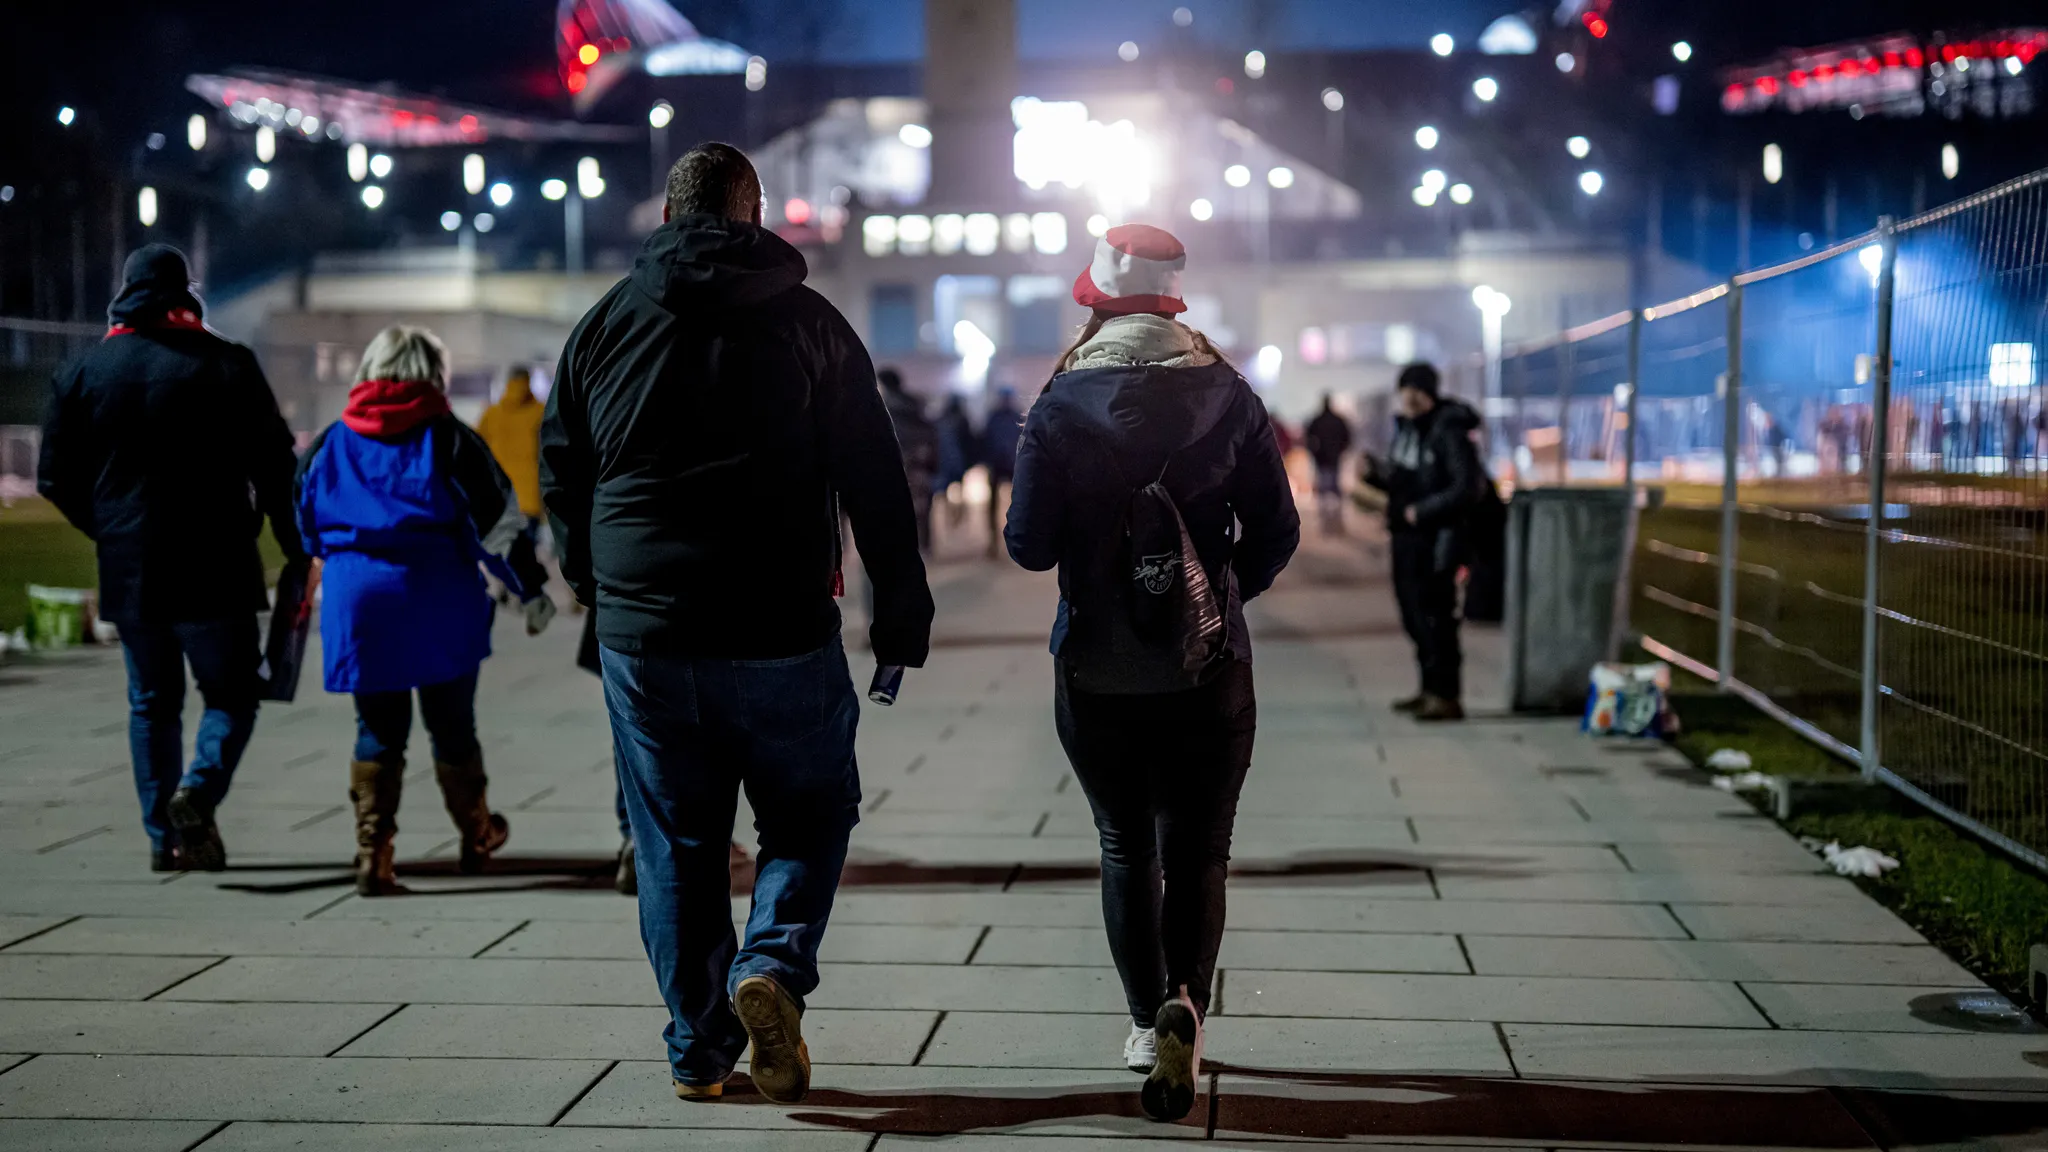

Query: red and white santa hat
left=1072, top=223, right=1187, bottom=315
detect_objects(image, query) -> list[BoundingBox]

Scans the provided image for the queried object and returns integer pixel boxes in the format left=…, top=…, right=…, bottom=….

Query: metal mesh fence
left=1510, top=168, right=2048, bottom=871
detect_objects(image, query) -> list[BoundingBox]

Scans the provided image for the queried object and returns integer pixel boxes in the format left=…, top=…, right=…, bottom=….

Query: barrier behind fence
left=1518, top=169, right=2048, bottom=872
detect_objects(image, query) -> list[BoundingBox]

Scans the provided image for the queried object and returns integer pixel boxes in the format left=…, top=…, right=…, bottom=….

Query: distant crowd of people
left=37, top=140, right=1502, bottom=1123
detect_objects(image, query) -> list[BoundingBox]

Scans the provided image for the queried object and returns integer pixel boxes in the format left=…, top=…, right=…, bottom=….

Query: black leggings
left=1054, top=660, right=1256, bottom=1025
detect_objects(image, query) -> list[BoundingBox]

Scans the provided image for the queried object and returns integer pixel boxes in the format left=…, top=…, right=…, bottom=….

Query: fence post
left=1718, top=280, right=1742, bottom=688
left=1861, top=218, right=1898, bottom=782
left=1623, top=309, right=1642, bottom=494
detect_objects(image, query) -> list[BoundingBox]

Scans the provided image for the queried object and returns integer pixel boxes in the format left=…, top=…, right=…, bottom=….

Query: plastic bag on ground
left=1582, top=661, right=1676, bottom=737
left=1706, top=748, right=1753, bottom=771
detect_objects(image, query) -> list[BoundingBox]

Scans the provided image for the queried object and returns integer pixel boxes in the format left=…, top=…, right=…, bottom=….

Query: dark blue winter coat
left=1004, top=360, right=1300, bottom=678
left=294, top=412, right=544, bottom=694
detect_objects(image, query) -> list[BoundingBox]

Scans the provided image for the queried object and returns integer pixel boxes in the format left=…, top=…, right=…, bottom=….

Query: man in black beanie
left=1361, top=362, right=1484, bottom=720
left=39, top=244, right=307, bottom=871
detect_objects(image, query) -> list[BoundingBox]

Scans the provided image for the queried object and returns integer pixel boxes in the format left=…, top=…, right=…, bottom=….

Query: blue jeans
left=600, top=635, right=861, bottom=1086
left=119, top=616, right=263, bottom=850
left=352, top=671, right=481, bottom=766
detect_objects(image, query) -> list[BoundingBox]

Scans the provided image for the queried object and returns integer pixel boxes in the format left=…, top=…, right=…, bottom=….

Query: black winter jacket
left=1004, top=361, right=1300, bottom=678
left=1366, top=397, right=1486, bottom=536
left=38, top=286, right=304, bottom=625
left=540, top=215, right=934, bottom=666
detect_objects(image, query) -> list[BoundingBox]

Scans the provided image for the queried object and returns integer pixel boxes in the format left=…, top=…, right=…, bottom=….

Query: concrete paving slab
left=1669, top=902, right=1929, bottom=944
left=0, top=1054, right=613, bottom=1124
left=0, top=999, right=396, bottom=1056
left=1224, top=970, right=1768, bottom=1027
left=10, top=916, right=522, bottom=958
left=1742, top=982, right=2044, bottom=1033
left=1464, top=936, right=1978, bottom=985
left=479, top=919, right=982, bottom=964
left=336, top=1004, right=939, bottom=1064
left=804, top=964, right=1128, bottom=1014
left=204, top=1123, right=871, bottom=1151
left=0, top=1118, right=219, bottom=1151
left=560, top=1059, right=1205, bottom=1139
left=0, top=954, right=218, bottom=999
left=1434, top=871, right=1868, bottom=905
left=873, top=1139, right=1519, bottom=1152
left=1223, top=896, right=1690, bottom=938
left=1503, top=1024, right=2048, bottom=1090
left=0, top=914, right=67, bottom=949
left=973, top=927, right=1468, bottom=973
left=160, top=956, right=659, bottom=1006
left=1211, top=1073, right=1881, bottom=1147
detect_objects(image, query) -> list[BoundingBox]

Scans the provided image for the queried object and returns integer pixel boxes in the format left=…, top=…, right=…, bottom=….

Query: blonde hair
left=355, top=325, right=450, bottom=391
left=1051, top=310, right=1235, bottom=375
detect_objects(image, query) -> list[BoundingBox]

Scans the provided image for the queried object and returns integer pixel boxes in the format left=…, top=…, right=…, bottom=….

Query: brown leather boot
left=1413, top=694, right=1466, bottom=722
left=348, top=759, right=402, bottom=896
left=435, top=752, right=509, bottom=874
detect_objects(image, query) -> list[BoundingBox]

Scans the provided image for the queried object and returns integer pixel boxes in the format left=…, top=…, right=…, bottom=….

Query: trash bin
left=24, top=584, right=96, bottom=650
left=1503, top=487, right=1634, bottom=712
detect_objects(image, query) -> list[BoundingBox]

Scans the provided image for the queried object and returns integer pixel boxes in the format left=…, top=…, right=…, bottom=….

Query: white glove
left=523, top=596, right=557, bottom=637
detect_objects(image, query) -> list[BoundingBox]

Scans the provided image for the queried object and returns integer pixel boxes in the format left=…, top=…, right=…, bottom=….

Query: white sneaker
left=1123, top=1020, right=1157, bottom=1073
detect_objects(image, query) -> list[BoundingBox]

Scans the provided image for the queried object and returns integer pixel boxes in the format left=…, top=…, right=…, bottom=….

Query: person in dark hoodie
left=294, top=325, right=554, bottom=895
left=878, top=368, right=939, bottom=552
left=541, top=142, right=933, bottom=1106
left=1362, top=361, right=1484, bottom=721
left=1006, top=224, right=1299, bottom=1123
left=38, top=244, right=307, bottom=873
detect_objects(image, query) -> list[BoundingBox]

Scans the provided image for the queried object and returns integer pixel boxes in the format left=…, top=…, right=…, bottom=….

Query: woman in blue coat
left=295, top=326, right=555, bottom=895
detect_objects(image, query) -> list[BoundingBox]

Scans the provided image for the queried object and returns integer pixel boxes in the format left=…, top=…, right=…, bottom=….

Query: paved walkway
left=0, top=521, right=2043, bottom=1150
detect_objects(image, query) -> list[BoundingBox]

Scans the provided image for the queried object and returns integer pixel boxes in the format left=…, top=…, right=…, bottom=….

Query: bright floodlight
left=187, top=114, right=207, bottom=151
left=578, top=157, right=605, bottom=199
left=1322, top=87, right=1344, bottom=111
left=362, top=186, right=385, bottom=209
left=137, top=187, right=158, bottom=227
left=440, top=211, right=462, bottom=232
left=1555, top=52, right=1575, bottom=72
left=541, top=178, right=568, bottom=201
left=489, top=182, right=513, bottom=207
left=1472, top=285, right=1512, bottom=316
left=1762, top=142, right=1783, bottom=185
left=1415, top=125, right=1439, bottom=150
left=347, top=143, right=368, bottom=182
left=2006, top=55, right=2025, bottom=76
left=1244, top=50, right=1266, bottom=78
left=1942, top=143, right=1959, bottom=179
left=473, top=213, right=495, bottom=233
left=1578, top=170, right=1604, bottom=196
left=1224, top=164, right=1251, bottom=187
left=1473, top=76, right=1499, bottom=101
left=1119, top=41, right=1140, bottom=62
left=1190, top=197, right=1214, bottom=221
left=1412, top=185, right=1439, bottom=206
left=57, top=106, right=75, bottom=126
left=1672, top=41, right=1693, bottom=62
left=1267, top=166, right=1295, bottom=189
left=1859, top=244, right=1884, bottom=280
left=1086, top=213, right=1109, bottom=237
left=1431, top=33, right=1454, bottom=57
left=744, top=55, right=767, bottom=92
left=1450, top=183, right=1473, bottom=204
left=464, top=154, right=486, bottom=195
left=246, top=166, right=270, bottom=191
left=255, top=126, right=276, bottom=163
left=1253, top=344, right=1283, bottom=386
left=898, top=123, right=932, bottom=148
left=648, top=101, right=674, bottom=129
left=369, top=153, right=393, bottom=179
left=1421, top=169, right=1448, bottom=192
left=1567, top=135, right=1591, bottom=158
left=1173, top=6, right=1192, bottom=27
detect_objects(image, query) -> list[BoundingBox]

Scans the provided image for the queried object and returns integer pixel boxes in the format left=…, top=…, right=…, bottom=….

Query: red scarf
left=105, top=308, right=206, bottom=339
left=343, top=378, right=451, bottom=438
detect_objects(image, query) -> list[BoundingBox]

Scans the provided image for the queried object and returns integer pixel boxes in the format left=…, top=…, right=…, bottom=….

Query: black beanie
left=1396, top=362, right=1440, bottom=397
left=121, top=244, right=192, bottom=291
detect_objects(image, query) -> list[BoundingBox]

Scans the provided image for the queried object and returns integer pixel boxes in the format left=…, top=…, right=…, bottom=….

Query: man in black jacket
left=1303, top=393, right=1354, bottom=536
left=1362, top=362, right=1483, bottom=721
left=541, top=142, right=933, bottom=1106
left=38, top=245, right=307, bottom=871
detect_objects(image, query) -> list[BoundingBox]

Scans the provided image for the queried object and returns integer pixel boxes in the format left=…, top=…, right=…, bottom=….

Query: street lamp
left=648, top=101, right=674, bottom=129
left=255, top=126, right=275, bottom=164
left=1472, top=77, right=1499, bottom=102
left=1473, top=285, right=1512, bottom=411
left=1321, top=88, right=1344, bottom=111
left=464, top=154, right=486, bottom=196
left=542, top=179, right=568, bottom=201
left=347, top=143, right=368, bottom=182
left=57, top=106, right=76, bottom=127
left=648, top=102, right=674, bottom=197
left=1763, top=143, right=1783, bottom=185
left=138, top=186, right=158, bottom=227
left=1415, top=125, right=1439, bottom=150
left=187, top=114, right=207, bottom=151
left=369, top=153, right=394, bottom=180
left=1243, top=50, right=1266, bottom=79
left=1672, top=41, right=1693, bottom=62
left=1567, top=135, right=1591, bottom=159
left=554, top=159, right=607, bottom=273
left=489, top=182, right=514, bottom=208
left=246, top=167, right=270, bottom=192
left=1578, top=170, right=1604, bottom=196
left=361, top=186, right=385, bottom=209
left=1430, top=33, right=1454, bottom=57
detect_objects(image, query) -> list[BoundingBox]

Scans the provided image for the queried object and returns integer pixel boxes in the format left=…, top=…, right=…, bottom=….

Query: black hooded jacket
left=540, top=215, right=933, bottom=666
left=1367, top=397, right=1486, bottom=534
left=38, top=246, right=304, bottom=625
left=1004, top=359, right=1300, bottom=680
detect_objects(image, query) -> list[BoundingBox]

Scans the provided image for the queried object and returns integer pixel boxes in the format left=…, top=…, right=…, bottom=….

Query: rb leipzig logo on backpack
left=1133, top=553, right=1177, bottom=596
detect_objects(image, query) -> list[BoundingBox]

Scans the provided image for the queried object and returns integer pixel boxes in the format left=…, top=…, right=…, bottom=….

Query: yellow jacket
left=475, top=372, right=544, bottom=517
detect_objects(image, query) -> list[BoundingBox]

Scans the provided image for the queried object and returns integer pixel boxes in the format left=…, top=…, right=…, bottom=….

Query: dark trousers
left=985, top=473, right=1011, bottom=555
left=600, top=636, right=861, bottom=1086
left=352, top=672, right=481, bottom=766
left=119, top=616, right=263, bottom=850
left=1054, top=659, right=1256, bottom=1025
left=1391, top=531, right=1462, bottom=701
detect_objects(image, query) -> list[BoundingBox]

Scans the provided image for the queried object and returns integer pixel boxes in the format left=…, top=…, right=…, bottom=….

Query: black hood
left=1431, top=396, right=1482, bottom=435
left=1045, top=361, right=1243, bottom=461
left=629, top=215, right=807, bottom=312
left=108, top=243, right=203, bottom=327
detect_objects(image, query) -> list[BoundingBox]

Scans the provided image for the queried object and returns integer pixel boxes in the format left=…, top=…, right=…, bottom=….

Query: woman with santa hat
left=1004, top=224, right=1300, bottom=1122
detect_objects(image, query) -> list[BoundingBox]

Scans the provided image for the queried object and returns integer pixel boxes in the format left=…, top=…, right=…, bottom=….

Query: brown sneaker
left=1413, top=695, right=1466, bottom=722
left=1391, top=694, right=1427, bottom=713
left=732, top=974, right=811, bottom=1104
left=672, top=1077, right=726, bottom=1101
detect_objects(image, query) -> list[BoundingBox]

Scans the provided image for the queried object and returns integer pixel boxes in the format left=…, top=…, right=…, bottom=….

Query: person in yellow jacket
left=475, top=368, right=545, bottom=526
